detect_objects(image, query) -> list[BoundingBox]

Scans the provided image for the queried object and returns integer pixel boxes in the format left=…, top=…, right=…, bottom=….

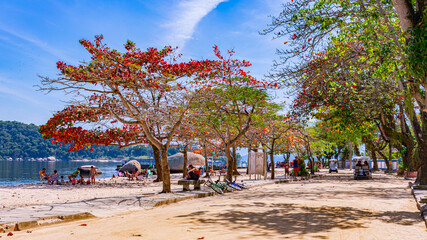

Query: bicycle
left=204, top=177, right=223, bottom=194
left=224, top=179, right=242, bottom=191
left=215, top=179, right=234, bottom=192
left=226, top=179, right=249, bottom=189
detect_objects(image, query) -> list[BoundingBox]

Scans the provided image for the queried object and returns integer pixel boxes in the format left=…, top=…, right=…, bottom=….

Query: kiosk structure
left=248, top=151, right=267, bottom=180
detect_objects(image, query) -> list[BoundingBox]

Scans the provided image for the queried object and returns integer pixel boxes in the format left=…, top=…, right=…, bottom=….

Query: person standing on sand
left=89, top=166, right=97, bottom=184
left=284, top=162, right=290, bottom=179
left=292, top=158, right=299, bottom=178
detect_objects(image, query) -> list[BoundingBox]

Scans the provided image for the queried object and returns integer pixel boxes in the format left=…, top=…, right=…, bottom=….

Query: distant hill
left=0, top=121, right=178, bottom=160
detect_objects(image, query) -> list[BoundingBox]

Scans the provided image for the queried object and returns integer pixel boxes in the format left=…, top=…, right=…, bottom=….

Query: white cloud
left=0, top=24, right=77, bottom=64
left=163, top=0, right=227, bottom=49
left=0, top=84, right=42, bottom=105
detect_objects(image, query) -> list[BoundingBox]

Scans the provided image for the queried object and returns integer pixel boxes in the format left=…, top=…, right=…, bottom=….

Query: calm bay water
left=0, top=160, right=125, bottom=186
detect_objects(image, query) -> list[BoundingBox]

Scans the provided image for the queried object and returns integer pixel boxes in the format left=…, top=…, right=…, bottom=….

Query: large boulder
left=79, top=165, right=102, bottom=178
left=119, top=160, right=141, bottom=173
left=168, top=152, right=205, bottom=172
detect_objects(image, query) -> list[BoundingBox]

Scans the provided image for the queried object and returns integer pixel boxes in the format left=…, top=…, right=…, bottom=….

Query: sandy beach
left=2, top=170, right=426, bottom=239
left=0, top=173, right=190, bottom=209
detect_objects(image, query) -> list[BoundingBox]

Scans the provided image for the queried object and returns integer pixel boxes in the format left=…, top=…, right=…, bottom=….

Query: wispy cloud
left=0, top=24, right=77, bottom=64
left=163, top=0, right=227, bottom=49
left=0, top=84, right=41, bottom=105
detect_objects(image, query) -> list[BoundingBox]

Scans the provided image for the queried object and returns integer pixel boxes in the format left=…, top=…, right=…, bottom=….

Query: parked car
left=329, top=159, right=338, bottom=173
left=354, top=164, right=372, bottom=180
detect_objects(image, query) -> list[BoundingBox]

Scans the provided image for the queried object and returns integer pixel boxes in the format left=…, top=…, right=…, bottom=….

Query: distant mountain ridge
left=0, top=121, right=177, bottom=160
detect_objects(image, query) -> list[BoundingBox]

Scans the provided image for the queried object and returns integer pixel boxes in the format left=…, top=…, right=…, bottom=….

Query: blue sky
left=0, top=0, right=288, bottom=126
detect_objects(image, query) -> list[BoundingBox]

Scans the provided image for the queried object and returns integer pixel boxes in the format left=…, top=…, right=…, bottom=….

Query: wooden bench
left=177, top=179, right=205, bottom=191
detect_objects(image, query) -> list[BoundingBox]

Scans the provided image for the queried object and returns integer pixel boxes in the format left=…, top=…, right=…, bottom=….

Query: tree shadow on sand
left=175, top=202, right=422, bottom=239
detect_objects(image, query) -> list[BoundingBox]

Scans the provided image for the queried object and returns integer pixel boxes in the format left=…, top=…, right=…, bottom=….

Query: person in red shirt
left=284, top=162, right=290, bottom=179
left=292, top=158, right=299, bottom=178
left=186, top=165, right=200, bottom=180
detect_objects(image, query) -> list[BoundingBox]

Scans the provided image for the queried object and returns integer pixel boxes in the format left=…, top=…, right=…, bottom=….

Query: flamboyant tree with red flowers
left=40, top=35, right=220, bottom=192
left=188, top=49, right=278, bottom=181
left=39, top=35, right=270, bottom=192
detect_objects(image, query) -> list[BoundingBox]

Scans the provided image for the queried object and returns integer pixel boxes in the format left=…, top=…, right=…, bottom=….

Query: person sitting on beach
left=363, top=161, right=369, bottom=166
left=89, top=166, right=97, bottom=184
left=77, top=176, right=85, bottom=184
left=356, top=161, right=362, bottom=167
left=132, top=169, right=139, bottom=180
left=125, top=170, right=138, bottom=180
left=125, top=170, right=131, bottom=180
left=141, top=169, right=147, bottom=179
left=48, top=170, right=59, bottom=184
left=186, top=165, right=200, bottom=180
left=39, top=168, right=49, bottom=181
left=68, top=168, right=80, bottom=182
left=60, top=176, right=65, bottom=185
left=220, top=167, right=226, bottom=175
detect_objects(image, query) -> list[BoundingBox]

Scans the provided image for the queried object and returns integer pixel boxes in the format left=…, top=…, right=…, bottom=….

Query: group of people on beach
left=39, top=166, right=98, bottom=185
left=124, top=168, right=151, bottom=181
left=39, top=168, right=62, bottom=184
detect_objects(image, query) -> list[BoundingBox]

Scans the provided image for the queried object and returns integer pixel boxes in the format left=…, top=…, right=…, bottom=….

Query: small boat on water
left=79, top=165, right=102, bottom=178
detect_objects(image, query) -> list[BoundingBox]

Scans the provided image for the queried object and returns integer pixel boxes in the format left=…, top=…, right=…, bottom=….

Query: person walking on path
left=89, top=166, right=97, bottom=184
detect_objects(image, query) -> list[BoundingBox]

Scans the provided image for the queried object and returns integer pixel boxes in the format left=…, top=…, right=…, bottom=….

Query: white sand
left=0, top=173, right=188, bottom=209
left=4, top=171, right=427, bottom=240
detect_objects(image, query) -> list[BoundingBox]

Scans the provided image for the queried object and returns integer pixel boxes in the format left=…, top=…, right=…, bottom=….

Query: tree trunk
left=246, top=142, right=252, bottom=174
left=377, top=149, right=391, bottom=171
left=269, top=150, right=275, bottom=179
left=354, top=145, right=361, bottom=156
left=371, top=150, right=379, bottom=171
left=348, top=141, right=353, bottom=170
left=392, top=0, right=416, bottom=33
left=310, top=154, right=315, bottom=175
left=225, top=146, right=233, bottom=181
left=182, top=145, right=188, bottom=178
left=204, top=143, right=209, bottom=177
left=391, top=0, right=427, bottom=184
left=306, top=140, right=315, bottom=175
left=151, top=143, right=163, bottom=182
left=336, top=146, right=343, bottom=169
left=388, top=142, right=393, bottom=172
left=417, top=138, right=427, bottom=185
left=270, top=139, right=275, bottom=179
left=232, top=142, right=240, bottom=175
left=406, top=110, right=427, bottom=184
left=283, top=152, right=291, bottom=163
left=160, top=146, right=171, bottom=193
